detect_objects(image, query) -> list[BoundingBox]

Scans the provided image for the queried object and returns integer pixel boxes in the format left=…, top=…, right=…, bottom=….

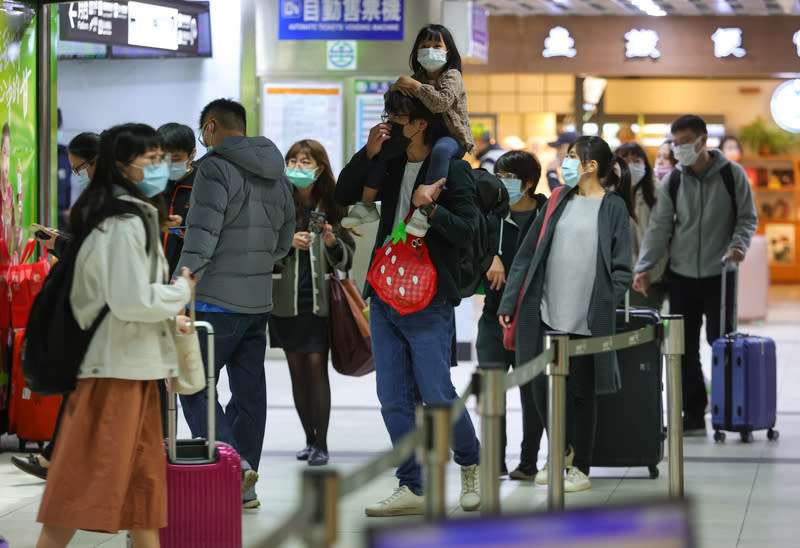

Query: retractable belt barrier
left=250, top=315, right=685, bottom=548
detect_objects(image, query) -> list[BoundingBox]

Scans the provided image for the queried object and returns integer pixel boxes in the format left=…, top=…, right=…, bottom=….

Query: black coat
left=160, top=169, right=196, bottom=275
left=335, top=147, right=478, bottom=306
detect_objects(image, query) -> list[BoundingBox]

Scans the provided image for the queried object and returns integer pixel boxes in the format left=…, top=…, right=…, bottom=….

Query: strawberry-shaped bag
left=366, top=211, right=437, bottom=315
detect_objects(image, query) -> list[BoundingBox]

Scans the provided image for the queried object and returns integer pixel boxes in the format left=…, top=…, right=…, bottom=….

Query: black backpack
left=22, top=202, right=151, bottom=396
left=459, top=168, right=510, bottom=297
left=668, top=163, right=737, bottom=217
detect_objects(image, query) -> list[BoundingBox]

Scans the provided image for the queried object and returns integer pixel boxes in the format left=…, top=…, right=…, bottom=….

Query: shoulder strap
left=719, top=163, right=737, bottom=214
left=116, top=201, right=152, bottom=254
left=536, top=185, right=564, bottom=249
left=668, top=168, right=681, bottom=209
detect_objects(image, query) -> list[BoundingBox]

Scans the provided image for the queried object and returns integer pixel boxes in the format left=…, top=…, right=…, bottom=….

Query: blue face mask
left=500, top=178, right=524, bottom=205
left=168, top=161, right=190, bottom=181
left=560, top=157, right=581, bottom=188
left=57, top=130, right=64, bottom=142
left=134, top=163, right=170, bottom=197
left=417, top=48, right=447, bottom=72
left=75, top=168, right=91, bottom=190
left=286, top=167, right=318, bottom=188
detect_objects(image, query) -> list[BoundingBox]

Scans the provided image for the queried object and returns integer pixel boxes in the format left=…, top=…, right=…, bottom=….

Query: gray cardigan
left=174, top=136, right=295, bottom=314
left=271, top=231, right=354, bottom=318
left=497, top=187, right=633, bottom=395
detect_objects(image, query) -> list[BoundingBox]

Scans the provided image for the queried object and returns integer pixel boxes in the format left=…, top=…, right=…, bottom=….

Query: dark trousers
left=476, top=313, right=543, bottom=468
left=425, top=137, right=466, bottom=186
left=533, top=330, right=596, bottom=475
left=668, top=270, right=735, bottom=420
left=180, top=311, right=270, bottom=472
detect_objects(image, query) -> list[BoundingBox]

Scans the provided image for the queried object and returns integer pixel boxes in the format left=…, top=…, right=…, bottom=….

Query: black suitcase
left=592, top=306, right=664, bottom=479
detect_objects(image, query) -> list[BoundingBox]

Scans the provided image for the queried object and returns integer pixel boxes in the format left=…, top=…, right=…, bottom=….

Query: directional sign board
left=60, top=1, right=208, bottom=54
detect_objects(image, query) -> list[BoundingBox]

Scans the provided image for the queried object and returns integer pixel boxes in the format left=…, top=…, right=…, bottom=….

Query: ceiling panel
left=474, top=0, right=800, bottom=15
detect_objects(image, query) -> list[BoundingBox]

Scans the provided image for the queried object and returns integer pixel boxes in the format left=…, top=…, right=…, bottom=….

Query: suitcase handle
left=720, top=256, right=739, bottom=339
left=167, top=293, right=217, bottom=463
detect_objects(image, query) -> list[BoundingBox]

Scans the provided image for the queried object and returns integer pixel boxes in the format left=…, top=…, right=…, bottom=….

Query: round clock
left=770, top=79, right=800, bottom=133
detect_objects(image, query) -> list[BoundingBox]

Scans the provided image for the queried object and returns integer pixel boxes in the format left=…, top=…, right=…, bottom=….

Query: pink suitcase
left=159, top=321, right=242, bottom=548
left=737, top=235, right=769, bottom=322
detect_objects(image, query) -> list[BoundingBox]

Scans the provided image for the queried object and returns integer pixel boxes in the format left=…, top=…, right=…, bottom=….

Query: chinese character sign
left=543, top=27, right=576, bottom=58
left=624, top=29, right=660, bottom=59
left=279, top=0, right=403, bottom=41
left=712, top=28, right=746, bottom=58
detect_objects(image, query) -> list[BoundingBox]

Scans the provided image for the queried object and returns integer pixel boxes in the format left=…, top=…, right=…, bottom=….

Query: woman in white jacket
left=36, top=124, right=195, bottom=548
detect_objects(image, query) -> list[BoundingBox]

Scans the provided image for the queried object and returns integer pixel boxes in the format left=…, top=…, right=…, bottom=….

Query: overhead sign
left=59, top=1, right=208, bottom=54
left=327, top=40, right=356, bottom=70
left=278, top=0, right=403, bottom=41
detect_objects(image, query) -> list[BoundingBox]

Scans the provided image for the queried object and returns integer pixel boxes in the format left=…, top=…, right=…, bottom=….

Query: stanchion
left=419, top=404, right=451, bottom=521
left=478, top=363, right=506, bottom=514
left=545, top=332, right=570, bottom=511
left=300, top=469, right=340, bottom=548
left=661, top=315, right=685, bottom=499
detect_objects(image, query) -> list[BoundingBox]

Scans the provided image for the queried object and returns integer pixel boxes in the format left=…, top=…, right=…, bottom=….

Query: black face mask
left=380, top=122, right=413, bottom=158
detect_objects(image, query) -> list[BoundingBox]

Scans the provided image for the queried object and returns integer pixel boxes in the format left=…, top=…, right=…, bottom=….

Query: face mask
left=417, top=48, right=447, bottom=72
left=653, top=165, right=673, bottom=179
left=672, top=137, right=703, bottom=167
left=57, top=130, right=63, bottom=142
left=560, top=158, right=581, bottom=188
left=205, top=145, right=214, bottom=154
left=75, top=168, right=91, bottom=190
left=286, top=167, right=318, bottom=188
left=628, top=163, right=646, bottom=185
left=500, top=178, right=524, bottom=205
left=168, top=161, right=190, bottom=181
left=134, top=163, right=170, bottom=197
left=382, top=122, right=414, bottom=157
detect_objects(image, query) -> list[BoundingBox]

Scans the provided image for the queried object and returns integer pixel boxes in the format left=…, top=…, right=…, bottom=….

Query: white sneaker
left=342, top=202, right=379, bottom=228
left=405, top=208, right=429, bottom=237
left=460, top=464, right=480, bottom=511
left=534, top=445, right=574, bottom=485
left=365, top=485, right=424, bottom=517
left=564, top=466, right=591, bottom=492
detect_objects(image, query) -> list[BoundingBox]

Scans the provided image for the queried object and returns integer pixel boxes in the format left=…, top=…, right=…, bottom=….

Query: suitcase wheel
left=740, top=431, right=753, bottom=443
left=648, top=465, right=659, bottom=479
left=714, top=430, right=726, bottom=443
left=768, top=428, right=780, bottom=441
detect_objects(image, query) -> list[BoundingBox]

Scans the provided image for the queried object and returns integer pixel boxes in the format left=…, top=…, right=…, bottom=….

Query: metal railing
left=250, top=315, right=685, bottom=547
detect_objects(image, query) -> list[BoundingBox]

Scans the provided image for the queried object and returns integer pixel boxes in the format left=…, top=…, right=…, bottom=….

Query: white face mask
left=628, top=163, right=646, bottom=185
left=671, top=137, right=703, bottom=167
left=417, top=48, right=447, bottom=72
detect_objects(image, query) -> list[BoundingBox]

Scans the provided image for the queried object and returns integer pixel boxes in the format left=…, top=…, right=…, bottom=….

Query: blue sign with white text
left=279, top=0, right=403, bottom=41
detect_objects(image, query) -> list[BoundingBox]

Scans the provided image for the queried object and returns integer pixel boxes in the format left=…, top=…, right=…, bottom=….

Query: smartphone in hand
left=31, top=223, right=57, bottom=240
left=308, top=211, right=328, bottom=234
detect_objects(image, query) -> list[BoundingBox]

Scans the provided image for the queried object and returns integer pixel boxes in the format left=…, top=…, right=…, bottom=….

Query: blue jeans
left=425, top=136, right=466, bottom=186
left=370, top=295, right=480, bottom=494
left=180, top=311, right=270, bottom=472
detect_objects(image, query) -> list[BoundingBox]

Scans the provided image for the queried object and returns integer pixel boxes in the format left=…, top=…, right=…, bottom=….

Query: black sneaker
left=11, top=454, right=48, bottom=480
left=683, top=415, right=707, bottom=437
left=509, top=463, right=538, bottom=481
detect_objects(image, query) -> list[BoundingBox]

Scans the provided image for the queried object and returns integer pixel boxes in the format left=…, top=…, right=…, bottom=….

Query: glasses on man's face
left=129, top=153, right=169, bottom=168
left=198, top=118, right=215, bottom=147
left=381, top=112, right=409, bottom=125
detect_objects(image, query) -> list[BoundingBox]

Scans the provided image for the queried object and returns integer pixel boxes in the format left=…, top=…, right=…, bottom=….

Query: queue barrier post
left=419, top=404, right=451, bottom=521
left=545, top=332, right=570, bottom=511
left=300, top=469, right=340, bottom=548
left=477, top=363, right=506, bottom=514
left=661, top=315, right=686, bottom=499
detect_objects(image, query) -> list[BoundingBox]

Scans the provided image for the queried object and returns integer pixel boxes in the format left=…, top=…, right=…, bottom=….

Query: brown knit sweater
left=414, top=69, right=476, bottom=155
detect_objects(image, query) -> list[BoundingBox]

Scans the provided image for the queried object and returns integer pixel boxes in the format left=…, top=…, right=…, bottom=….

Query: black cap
left=548, top=131, right=580, bottom=148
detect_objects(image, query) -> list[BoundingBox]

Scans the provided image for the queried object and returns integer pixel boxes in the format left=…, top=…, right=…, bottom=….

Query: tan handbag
left=169, top=293, right=206, bottom=395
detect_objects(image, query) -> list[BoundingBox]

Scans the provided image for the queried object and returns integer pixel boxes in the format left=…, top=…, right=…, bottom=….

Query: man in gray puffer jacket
left=174, top=99, right=295, bottom=508
left=633, top=114, right=757, bottom=438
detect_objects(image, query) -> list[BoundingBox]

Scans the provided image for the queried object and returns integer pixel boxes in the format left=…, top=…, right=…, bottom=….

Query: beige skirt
left=37, top=378, right=166, bottom=533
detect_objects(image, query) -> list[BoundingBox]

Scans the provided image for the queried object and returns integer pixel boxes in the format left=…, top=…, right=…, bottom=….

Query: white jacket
left=71, top=195, right=191, bottom=380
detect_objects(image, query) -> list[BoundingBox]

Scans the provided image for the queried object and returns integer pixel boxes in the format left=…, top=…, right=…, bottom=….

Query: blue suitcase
left=710, top=260, right=779, bottom=443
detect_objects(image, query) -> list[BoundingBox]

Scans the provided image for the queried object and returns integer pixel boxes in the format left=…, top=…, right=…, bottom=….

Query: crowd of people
left=5, top=22, right=758, bottom=547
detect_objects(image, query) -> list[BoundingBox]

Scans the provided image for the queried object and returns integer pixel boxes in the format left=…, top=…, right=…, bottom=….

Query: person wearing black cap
left=545, top=130, right=580, bottom=190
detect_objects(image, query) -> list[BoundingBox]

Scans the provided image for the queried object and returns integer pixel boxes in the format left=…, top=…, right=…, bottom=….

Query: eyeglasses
left=381, top=111, right=409, bottom=125
left=199, top=118, right=216, bottom=147
left=128, top=154, right=169, bottom=168
left=71, top=158, right=93, bottom=175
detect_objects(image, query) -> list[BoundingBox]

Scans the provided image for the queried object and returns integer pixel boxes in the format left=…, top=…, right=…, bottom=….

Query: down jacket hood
left=205, top=135, right=285, bottom=181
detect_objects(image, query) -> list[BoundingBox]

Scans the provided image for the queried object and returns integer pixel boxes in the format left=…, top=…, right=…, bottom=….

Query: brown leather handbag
left=329, top=274, right=374, bottom=376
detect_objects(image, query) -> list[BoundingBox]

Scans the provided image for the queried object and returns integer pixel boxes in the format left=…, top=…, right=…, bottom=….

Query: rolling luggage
left=592, top=301, right=664, bottom=478
left=159, top=321, right=242, bottom=548
left=8, top=329, right=62, bottom=451
left=711, top=260, right=778, bottom=443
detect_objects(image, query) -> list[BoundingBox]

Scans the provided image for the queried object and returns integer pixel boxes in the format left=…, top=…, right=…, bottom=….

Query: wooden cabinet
left=740, top=155, right=800, bottom=283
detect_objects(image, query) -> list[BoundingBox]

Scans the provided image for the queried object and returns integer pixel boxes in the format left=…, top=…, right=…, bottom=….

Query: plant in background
left=739, top=117, right=800, bottom=155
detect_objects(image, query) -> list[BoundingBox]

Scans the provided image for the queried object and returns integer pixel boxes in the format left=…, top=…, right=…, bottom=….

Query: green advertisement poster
left=0, top=1, right=37, bottom=265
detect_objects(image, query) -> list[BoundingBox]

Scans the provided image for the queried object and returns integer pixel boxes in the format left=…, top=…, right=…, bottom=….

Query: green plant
left=739, top=117, right=799, bottom=155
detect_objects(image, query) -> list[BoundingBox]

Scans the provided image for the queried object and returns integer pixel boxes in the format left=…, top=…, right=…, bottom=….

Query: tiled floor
left=1, top=285, right=799, bottom=547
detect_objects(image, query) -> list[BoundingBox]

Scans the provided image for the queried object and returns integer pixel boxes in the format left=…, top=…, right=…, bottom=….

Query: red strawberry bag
left=366, top=213, right=437, bottom=315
